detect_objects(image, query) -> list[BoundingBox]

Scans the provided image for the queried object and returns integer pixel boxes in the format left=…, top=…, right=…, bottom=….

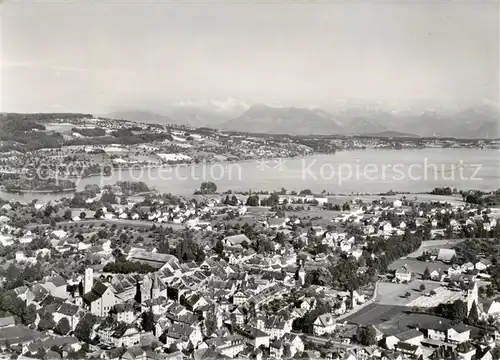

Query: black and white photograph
left=0, top=0, right=499, bottom=359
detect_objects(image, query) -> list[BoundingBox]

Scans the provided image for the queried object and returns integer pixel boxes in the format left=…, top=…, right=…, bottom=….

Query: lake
left=1, top=148, right=498, bottom=203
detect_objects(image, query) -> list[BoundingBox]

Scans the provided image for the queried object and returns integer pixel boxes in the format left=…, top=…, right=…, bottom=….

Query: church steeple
left=151, top=273, right=160, bottom=300
left=295, top=261, right=306, bottom=287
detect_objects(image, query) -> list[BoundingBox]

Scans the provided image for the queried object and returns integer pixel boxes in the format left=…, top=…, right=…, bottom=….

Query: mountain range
left=105, top=100, right=499, bottom=139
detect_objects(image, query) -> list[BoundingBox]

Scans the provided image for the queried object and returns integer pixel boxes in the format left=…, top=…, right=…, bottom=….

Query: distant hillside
left=361, top=130, right=419, bottom=138
left=222, top=104, right=345, bottom=135
left=105, top=103, right=499, bottom=139
left=105, top=111, right=178, bottom=126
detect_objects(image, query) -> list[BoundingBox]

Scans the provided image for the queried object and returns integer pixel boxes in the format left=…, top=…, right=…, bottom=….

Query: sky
left=1, top=0, right=498, bottom=113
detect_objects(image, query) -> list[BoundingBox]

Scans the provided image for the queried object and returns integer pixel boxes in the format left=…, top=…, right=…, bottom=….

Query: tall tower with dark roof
left=151, top=273, right=160, bottom=300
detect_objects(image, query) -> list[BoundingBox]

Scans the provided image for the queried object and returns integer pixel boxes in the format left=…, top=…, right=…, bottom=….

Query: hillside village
left=0, top=182, right=499, bottom=359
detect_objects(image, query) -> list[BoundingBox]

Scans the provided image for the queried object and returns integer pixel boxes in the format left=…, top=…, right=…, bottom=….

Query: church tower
left=151, top=274, right=160, bottom=300
left=84, top=268, right=93, bottom=294
left=140, top=274, right=152, bottom=303
left=295, top=262, right=306, bottom=287
left=467, top=280, right=479, bottom=314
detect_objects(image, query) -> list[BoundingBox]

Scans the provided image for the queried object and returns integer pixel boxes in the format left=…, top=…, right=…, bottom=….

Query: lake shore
left=0, top=148, right=497, bottom=203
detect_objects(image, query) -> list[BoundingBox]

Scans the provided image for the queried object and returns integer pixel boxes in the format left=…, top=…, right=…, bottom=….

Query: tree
left=204, top=312, right=218, bottom=336
left=356, top=326, right=378, bottom=346
left=214, top=239, right=224, bottom=256
left=486, top=285, right=495, bottom=297
left=94, top=208, right=104, bottom=219
left=142, top=311, right=155, bottom=332
left=199, top=182, right=217, bottom=194
left=21, top=304, right=37, bottom=326
left=492, top=346, right=500, bottom=360
left=74, top=314, right=97, bottom=342
left=158, top=237, right=170, bottom=254
left=467, top=301, right=479, bottom=324
left=38, top=312, right=55, bottom=331
left=307, top=268, right=333, bottom=287
left=423, top=267, right=431, bottom=280
left=419, top=284, right=426, bottom=292
left=430, top=290, right=437, bottom=296
left=266, top=193, right=280, bottom=206
left=100, top=191, right=117, bottom=204
left=449, top=299, right=468, bottom=321
left=246, top=195, right=259, bottom=207
left=55, top=317, right=71, bottom=335
left=64, top=209, right=72, bottom=220
left=79, top=212, right=86, bottom=220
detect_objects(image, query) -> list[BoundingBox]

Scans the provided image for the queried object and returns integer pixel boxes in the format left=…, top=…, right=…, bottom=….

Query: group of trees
left=173, top=235, right=206, bottom=263
left=74, top=314, right=98, bottom=342
left=430, top=187, right=455, bottom=196
left=2, top=263, right=44, bottom=290
left=223, top=195, right=239, bottom=206
left=434, top=299, right=480, bottom=326
left=461, top=189, right=500, bottom=206
left=355, top=326, right=379, bottom=346
left=196, top=182, right=217, bottom=195
left=246, top=195, right=260, bottom=206
left=116, top=181, right=150, bottom=195
left=141, top=311, right=155, bottom=332
left=435, top=299, right=469, bottom=321
left=0, top=290, right=37, bottom=326
left=245, top=193, right=281, bottom=207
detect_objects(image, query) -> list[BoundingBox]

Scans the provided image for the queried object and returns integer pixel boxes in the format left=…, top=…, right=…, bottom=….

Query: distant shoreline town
left=0, top=113, right=498, bottom=194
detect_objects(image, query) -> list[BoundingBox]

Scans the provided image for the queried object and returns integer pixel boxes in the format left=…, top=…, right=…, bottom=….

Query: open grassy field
left=343, top=303, right=407, bottom=325
left=376, top=280, right=442, bottom=306
left=407, top=239, right=465, bottom=258
left=388, top=258, right=450, bottom=277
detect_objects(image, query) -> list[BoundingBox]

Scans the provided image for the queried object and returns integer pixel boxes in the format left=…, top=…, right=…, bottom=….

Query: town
left=2, top=0, right=499, bottom=358
left=0, top=180, right=499, bottom=360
